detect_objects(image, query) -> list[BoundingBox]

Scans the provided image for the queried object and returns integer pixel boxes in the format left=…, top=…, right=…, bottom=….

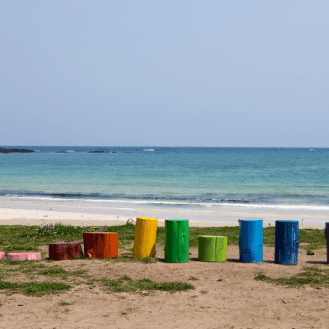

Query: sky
left=0, top=1, right=328, bottom=147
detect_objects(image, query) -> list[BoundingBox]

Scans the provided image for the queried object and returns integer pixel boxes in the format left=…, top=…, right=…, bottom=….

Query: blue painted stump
left=239, top=219, right=263, bottom=263
left=275, top=220, right=299, bottom=265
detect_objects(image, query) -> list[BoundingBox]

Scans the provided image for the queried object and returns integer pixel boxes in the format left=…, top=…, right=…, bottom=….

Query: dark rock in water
left=307, top=250, right=315, bottom=255
left=0, top=148, right=34, bottom=154
left=88, top=151, right=120, bottom=153
left=55, top=151, right=69, bottom=153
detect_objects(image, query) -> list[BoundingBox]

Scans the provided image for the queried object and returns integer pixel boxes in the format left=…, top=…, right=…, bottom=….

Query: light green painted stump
left=198, top=236, right=227, bottom=262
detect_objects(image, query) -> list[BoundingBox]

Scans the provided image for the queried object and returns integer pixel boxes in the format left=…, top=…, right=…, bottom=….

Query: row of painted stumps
left=1, top=218, right=328, bottom=264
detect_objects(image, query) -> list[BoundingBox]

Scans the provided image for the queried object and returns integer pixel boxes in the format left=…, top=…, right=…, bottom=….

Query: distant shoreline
left=0, top=147, right=34, bottom=154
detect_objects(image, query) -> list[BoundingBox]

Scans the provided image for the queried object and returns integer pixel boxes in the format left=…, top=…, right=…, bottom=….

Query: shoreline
left=0, top=197, right=327, bottom=229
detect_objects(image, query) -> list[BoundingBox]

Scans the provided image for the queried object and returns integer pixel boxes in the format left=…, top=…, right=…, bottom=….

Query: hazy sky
left=0, top=1, right=328, bottom=147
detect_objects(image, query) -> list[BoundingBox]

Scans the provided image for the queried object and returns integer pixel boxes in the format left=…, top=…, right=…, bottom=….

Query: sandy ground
left=0, top=207, right=325, bottom=229
left=1, top=245, right=329, bottom=329
left=1, top=196, right=329, bottom=227
left=0, top=201, right=328, bottom=328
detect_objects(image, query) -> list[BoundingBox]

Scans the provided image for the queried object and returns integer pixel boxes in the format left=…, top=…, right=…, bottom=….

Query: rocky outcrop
left=88, top=151, right=120, bottom=153
left=0, top=148, right=35, bottom=154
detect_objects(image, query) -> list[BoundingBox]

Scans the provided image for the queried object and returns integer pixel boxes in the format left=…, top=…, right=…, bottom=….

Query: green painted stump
left=198, top=236, right=227, bottom=262
left=165, top=219, right=189, bottom=263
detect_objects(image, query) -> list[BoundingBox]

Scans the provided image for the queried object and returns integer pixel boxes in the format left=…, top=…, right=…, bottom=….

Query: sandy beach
left=0, top=196, right=327, bottom=229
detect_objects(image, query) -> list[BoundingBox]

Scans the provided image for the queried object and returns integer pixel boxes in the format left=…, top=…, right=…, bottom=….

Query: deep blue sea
left=1, top=146, right=329, bottom=209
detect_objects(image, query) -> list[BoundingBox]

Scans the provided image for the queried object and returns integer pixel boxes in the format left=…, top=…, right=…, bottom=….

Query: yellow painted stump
left=133, top=217, right=158, bottom=258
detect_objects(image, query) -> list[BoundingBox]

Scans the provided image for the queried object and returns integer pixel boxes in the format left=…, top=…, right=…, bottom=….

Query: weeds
left=59, top=302, right=73, bottom=306
left=0, top=280, right=71, bottom=296
left=111, top=257, right=158, bottom=264
left=255, top=266, right=329, bottom=288
left=102, top=276, right=194, bottom=293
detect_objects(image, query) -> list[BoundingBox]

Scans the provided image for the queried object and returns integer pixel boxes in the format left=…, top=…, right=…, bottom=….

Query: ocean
left=1, top=147, right=329, bottom=213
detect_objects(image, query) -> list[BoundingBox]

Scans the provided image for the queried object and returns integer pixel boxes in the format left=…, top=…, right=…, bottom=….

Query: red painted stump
left=83, top=232, right=118, bottom=258
left=49, top=242, right=81, bottom=260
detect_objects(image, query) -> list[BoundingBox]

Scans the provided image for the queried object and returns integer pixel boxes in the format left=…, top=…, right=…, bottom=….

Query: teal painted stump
left=198, top=236, right=227, bottom=262
left=165, top=219, right=189, bottom=263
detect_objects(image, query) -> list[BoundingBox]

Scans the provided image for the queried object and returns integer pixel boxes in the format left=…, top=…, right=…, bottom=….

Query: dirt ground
left=1, top=245, right=329, bottom=329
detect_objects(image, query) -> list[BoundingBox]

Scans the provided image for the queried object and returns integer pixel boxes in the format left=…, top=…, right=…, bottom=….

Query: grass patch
left=0, top=223, right=136, bottom=253
left=38, top=266, right=68, bottom=276
left=102, top=276, right=194, bottom=293
left=24, top=282, right=71, bottom=296
left=0, top=262, right=88, bottom=282
left=189, top=227, right=239, bottom=248
left=111, top=256, right=158, bottom=264
left=0, top=261, right=47, bottom=279
left=188, top=276, right=199, bottom=281
left=0, top=224, right=326, bottom=254
left=59, top=301, right=73, bottom=306
left=299, top=229, right=326, bottom=250
left=0, top=280, right=71, bottom=296
left=255, top=266, right=329, bottom=288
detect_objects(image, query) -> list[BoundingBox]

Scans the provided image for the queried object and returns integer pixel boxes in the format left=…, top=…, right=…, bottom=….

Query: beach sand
left=0, top=196, right=327, bottom=228
left=1, top=244, right=329, bottom=328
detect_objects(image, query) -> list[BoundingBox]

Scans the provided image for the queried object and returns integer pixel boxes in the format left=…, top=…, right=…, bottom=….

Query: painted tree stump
left=7, top=252, right=41, bottom=261
left=83, top=232, right=118, bottom=258
left=165, top=219, right=189, bottom=263
left=198, top=236, right=227, bottom=262
left=49, top=242, right=81, bottom=260
left=133, top=217, right=158, bottom=258
left=325, top=223, right=329, bottom=264
left=0, top=252, right=5, bottom=260
left=239, top=219, right=263, bottom=263
left=275, top=220, right=299, bottom=265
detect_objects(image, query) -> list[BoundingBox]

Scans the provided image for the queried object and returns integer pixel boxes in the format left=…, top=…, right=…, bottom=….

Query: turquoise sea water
left=1, top=147, right=329, bottom=208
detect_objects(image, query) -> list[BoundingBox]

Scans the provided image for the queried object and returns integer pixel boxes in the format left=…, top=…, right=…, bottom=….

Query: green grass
left=0, top=223, right=137, bottom=253
left=102, top=275, right=194, bottom=293
left=0, top=261, right=88, bottom=282
left=112, top=256, right=158, bottom=264
left=38, top=266, right=68, bottom=276
left=0, top=280, right=71, bottom=296
left=0, top=223, right=326, bottom=254
left=59, top=301, right=73, bottom=306
left=189, top=226, right=240, bottom=247
left=299, top=229, right=326, bottom=250
left=255, top=266, right=329, bottom=288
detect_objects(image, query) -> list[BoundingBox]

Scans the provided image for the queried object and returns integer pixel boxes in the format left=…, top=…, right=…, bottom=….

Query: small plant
left=188, top=276, right=199, bottom=281
left=120, top=275, right=133, bottom=281
left=59, top=302, right=73, bottom=306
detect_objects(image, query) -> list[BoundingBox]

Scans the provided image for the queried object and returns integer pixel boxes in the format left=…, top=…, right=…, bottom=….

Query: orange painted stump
left=83, top=232, right=118, bottom=258
left=49, top=242, right=82, bottom=260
